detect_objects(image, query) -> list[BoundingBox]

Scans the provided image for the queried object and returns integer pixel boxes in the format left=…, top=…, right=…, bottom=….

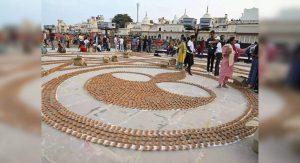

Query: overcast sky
left=0, top=0, right=300, bottom=27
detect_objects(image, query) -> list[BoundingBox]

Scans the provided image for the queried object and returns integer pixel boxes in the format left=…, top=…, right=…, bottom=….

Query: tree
left=112, top=14, right=133, bottom=28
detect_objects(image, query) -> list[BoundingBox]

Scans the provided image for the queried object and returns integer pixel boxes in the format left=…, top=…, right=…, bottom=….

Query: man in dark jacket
left=206, top=30, right=217, bottom=73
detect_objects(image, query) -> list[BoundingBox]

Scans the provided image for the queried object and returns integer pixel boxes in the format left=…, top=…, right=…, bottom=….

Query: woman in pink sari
left=217, top=37, right=246, bottom=88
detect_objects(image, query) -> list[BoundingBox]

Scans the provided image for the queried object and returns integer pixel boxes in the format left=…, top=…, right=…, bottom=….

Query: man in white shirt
left=185, top=35, right=196, bottom=75
left=119, top=37, right=124, bottom=52
left=234, top=40, right=241, bottom=49
left=234, top=40, right=241, bottom=62
left=114, top=36, right=118, bottom=51
left=79, top=35, right=83, bottom=42
left=84, top=38, right=89, bottom=49
left=214, top=36, right=222, bottom=76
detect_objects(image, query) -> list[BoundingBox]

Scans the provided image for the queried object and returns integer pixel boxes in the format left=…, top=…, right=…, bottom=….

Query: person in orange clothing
left=79, top=42, right=87, bottom=52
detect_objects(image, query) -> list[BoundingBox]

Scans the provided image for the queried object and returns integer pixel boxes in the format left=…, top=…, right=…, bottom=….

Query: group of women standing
left=176, top=35, right=249, bottom=88
left=176, top=35, right=196, bottom=75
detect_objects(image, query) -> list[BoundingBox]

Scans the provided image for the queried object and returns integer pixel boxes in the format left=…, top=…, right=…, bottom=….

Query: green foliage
left=112, top=14, right=133, bottom=28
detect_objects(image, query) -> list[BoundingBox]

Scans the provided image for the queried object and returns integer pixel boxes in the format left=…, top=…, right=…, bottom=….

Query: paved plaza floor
left=41, top=48, right=258, bottom=163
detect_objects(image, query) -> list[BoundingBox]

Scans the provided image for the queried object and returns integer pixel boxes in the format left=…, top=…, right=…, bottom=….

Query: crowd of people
left=42, top=30, right=259, bottom=92
left=43, top=31, right=156, bottom=53
left=175, top=30, right=258, bottom=92
left=130, top=36, right=153, bottom=53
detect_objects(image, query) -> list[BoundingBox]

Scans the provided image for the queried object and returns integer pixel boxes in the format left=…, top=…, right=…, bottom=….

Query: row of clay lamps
left=42, top=61, right=72, bottom=77
left=86, top=71, right=216, bottom=110
left=42, top=65, right=258, bottom=151
left=42, top=53, right=175, bottom=73
left=42, top=60, right=72, bottom=65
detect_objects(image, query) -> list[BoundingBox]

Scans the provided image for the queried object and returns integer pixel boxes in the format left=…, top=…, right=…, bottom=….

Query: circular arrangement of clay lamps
left=86, top=71, right=216, bottom=111
left=42, top=63, right=258, bottom=151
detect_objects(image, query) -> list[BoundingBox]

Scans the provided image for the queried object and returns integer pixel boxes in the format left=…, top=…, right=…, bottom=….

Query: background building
left=198, top=7, right=259, bottom=44
left=57, top=19, right=69, bottom=33
left=49, top=7, right=258, bottom=44
left=240, top=7, right=259, bottom=21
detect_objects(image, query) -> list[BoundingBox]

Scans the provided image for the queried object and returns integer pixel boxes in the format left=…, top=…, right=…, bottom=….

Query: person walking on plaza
left=197, top=37, right=205, bottom=58
left=176, top=37, right=187, bottom=69
left=114, top=35, right=118, bottom=51
left=185, top=35, right=196, bottom=75
left=43, top=31, right=48, bottom=46
left=119, top=36, right=124, bottom=52
left=207, top=30, right=217, bottom=74
left=247, top=44, right=259, bottom=90
left=131, top=37, right=137, bottom=52
left=103, top=35, right=108, bottom=51
left=147, top=37, right=152, bottom=53
left=137, top=37, right=141, bottom=52
left=94, top=33, right=99, bottom=47
left=183, top=37, right=190, bottom=68
left=234, top=40, right=241, bottom=62
left=246, top=41, right=257, bottom=63
left=123, top=37, right=128, bottom=52
left=49, top=30, right=55, bottom=50
left=143, top=36, right=147, bottom=52
left=62, top=33, right=67, bottom=47
left=65, top=34, right=70, bottom=48
left=107, top=36, right=111, bottom=51
left=79, top=34, right=84, bottom=46
left=59, top=34, right=64, bottom=47
left=214, top=36, right=223, bottom=76
left=217, top=37, right=247, bottom=88
left=84, top=37, right=89, bottom=50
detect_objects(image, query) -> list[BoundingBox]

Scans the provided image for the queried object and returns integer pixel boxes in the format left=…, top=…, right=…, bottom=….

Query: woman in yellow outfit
left=176, top=37, right=187, bottom=69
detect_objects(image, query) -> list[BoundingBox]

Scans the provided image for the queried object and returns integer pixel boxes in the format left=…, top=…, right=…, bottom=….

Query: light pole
left=137, top=3, right=140, bottom=23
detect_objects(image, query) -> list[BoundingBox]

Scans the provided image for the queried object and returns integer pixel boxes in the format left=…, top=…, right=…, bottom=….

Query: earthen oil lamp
left=81, top=134, right=87, bottom=139
left=104, top=141, right=110, bottom=147
left=157, top=145, right=161, bottom=151
left=171, top=145, right=176, bottom=151
left=86, top=136, right=92, bottom=142
left=185, top=144, right=190, bottom=150
left=112, top=141, right=118, bottom=147
left=76, top=133, right=82, bottom=138
left=135, top=144, right=140, bottom=150
left=142, top=145, right=148, bottom=151
left=71, top=131, right=77, bottom=136
left=91, top=138, right=98, bottom=143
left=119, top=142, right=124, bottom=148
left=178, top=144, right=183, bottom=150
left=66, top=129, right=72, bottom=134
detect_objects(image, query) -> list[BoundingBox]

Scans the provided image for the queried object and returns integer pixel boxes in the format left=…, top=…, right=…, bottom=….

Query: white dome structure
left=172, top=15, right=179, bottom=24
left=202, top=6, right=212, bottom=19
left=179, top=9, right=190, bottom=23
left=142, top=12, right=151, bottom=25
